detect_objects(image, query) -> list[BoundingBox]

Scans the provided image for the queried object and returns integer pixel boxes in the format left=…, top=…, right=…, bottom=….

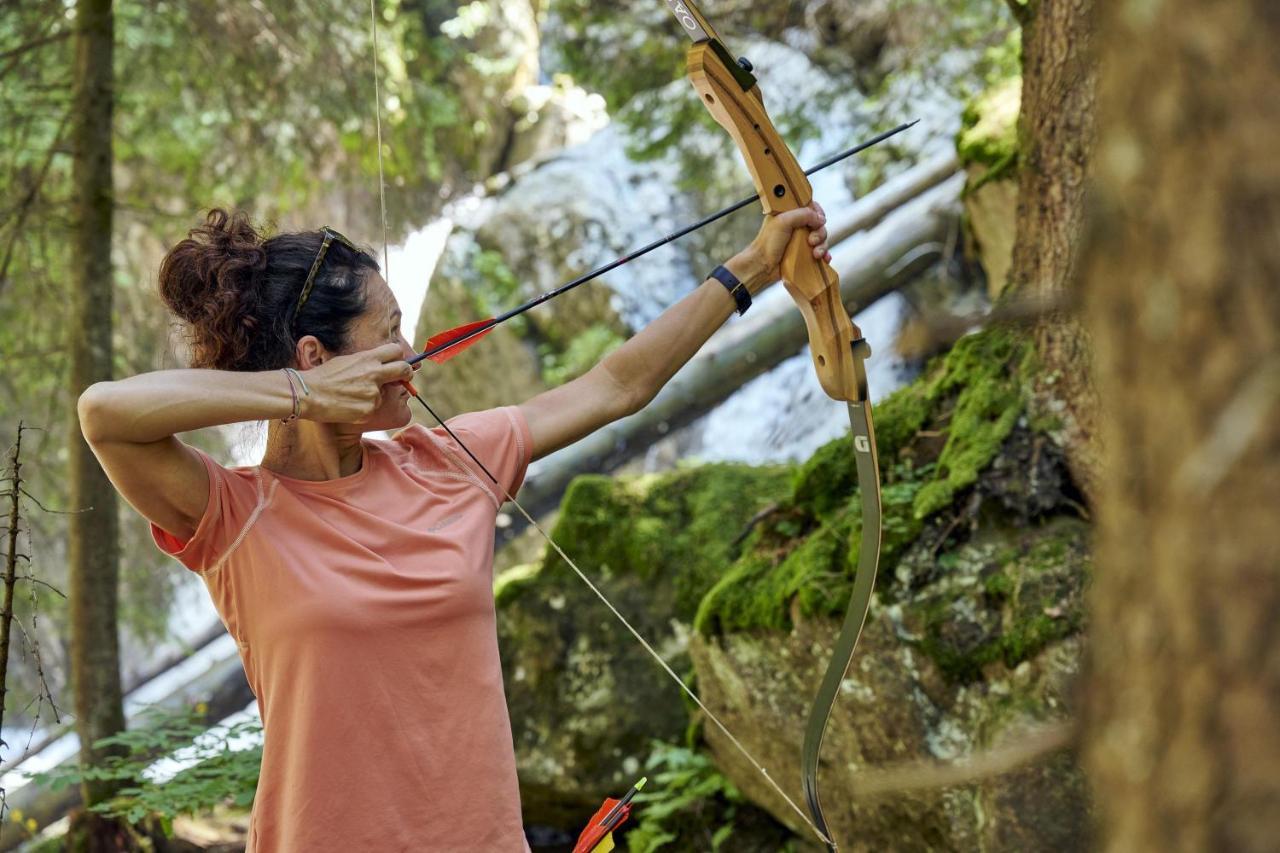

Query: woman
left=78, top=203, right=830, bottom=851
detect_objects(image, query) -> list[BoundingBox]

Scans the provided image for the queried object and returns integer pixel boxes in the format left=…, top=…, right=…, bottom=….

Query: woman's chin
left=361, top=402, right=414, bottom=432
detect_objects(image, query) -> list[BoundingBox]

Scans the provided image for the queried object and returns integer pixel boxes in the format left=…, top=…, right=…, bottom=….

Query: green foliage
left=1, top=0, right=502, bottom=651
left=625, top=742, right=743, bottom=853
left=28, top=705, right=261, bottom=832
left=470, top=246, right=523, bottom=310
left=546, top=0, right=830, bottom=196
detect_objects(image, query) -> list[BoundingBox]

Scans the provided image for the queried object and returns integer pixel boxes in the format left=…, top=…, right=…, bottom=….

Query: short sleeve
left=149, top=446, right=267, bottom=574
left=398, top=405, right=532, bottom=504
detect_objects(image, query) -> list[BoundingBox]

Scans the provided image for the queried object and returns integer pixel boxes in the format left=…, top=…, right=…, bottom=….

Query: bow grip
left=779, top=233, right=867, bottom=404
left=684, top=41, right=868, bottom=404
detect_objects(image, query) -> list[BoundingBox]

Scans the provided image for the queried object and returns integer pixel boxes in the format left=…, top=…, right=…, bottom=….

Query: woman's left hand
left=727, top=201, right=831, bottom=294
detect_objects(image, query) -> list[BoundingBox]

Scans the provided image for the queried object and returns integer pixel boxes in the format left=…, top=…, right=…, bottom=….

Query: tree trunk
left=1004, top=0, right=1098, bottom=497
left=1080, top=0, right=1280, bottom=849
left=67, top=0, right=129, bottom=826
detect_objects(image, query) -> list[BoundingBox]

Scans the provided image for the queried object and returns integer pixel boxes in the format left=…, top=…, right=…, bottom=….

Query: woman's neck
left=262, top=420, right=365, bottom=480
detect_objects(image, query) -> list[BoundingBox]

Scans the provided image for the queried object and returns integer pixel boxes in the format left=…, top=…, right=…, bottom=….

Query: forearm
left=79, top=368, right=296, bottom=444
left=600, top=252, right=766, bottom=410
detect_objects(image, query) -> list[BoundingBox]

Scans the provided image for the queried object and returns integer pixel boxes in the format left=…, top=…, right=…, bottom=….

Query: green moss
left=912, top=518, right=1089, bottom=683
left=957, top=75, right=1021, bottom=187
left=984, top=570, right=1014, bottom=599
left=912, top=332, right=1034, bottom=518
left=695, top=513, right=854, bottom=635
left=529, top=328, right=1052, bottom=647
left=693, top=329, right=1038, bottom=637
left=540, top=465, right=794, bottom=622
left=494, top=562, right=542, bottom=607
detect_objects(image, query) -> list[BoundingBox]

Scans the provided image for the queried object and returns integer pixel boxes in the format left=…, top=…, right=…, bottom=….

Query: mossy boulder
left=499, top=329, right=1091, bottom=846
left=497, top=463, right=792, bottom=828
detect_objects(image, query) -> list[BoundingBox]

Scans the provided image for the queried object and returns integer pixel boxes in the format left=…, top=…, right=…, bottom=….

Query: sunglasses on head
left=293, top=226, right=359, bottom=324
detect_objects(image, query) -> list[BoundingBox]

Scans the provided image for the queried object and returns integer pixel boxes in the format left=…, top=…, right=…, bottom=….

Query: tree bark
left=67, top=0, right=128, bottom=821
left=1080, top=0, right=1280, bottom=849
left=1004, top=0, right=1098, bottom=497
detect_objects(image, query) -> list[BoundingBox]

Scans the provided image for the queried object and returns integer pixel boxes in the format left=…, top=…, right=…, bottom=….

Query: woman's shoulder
left=383, top=406, right=531, bottom=500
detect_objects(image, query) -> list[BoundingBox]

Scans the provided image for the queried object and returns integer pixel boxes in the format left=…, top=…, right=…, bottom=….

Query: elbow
left=77, top=382, right=114, bottom=444
left=609, top=373, right=652, bottom=419
left=595, top=360, right=650, bottom=419
left=620, top=384, right=653, bottom=418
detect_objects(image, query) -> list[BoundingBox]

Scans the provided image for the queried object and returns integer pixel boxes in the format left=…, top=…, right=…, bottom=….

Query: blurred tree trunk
left=1080, top=0, right=1280, bottom=849
left=67, top=0, right=131, bottom=843
left=1003, top=0, right=1099, bottom=497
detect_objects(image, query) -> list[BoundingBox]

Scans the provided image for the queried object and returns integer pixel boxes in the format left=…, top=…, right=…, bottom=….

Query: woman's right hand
left=299, top=343, right=414, bottom=423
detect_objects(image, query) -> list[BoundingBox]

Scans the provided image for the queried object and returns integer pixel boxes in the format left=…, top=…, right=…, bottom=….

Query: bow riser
left=686, top=43, right=865, bottom=405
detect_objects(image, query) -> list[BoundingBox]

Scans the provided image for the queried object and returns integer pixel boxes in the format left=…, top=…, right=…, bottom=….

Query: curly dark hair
left=158, top=208, right=379, bottom=371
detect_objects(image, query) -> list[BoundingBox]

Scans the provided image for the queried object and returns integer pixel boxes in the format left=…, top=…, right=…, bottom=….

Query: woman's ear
left=293, top=335, right=328, bottom=369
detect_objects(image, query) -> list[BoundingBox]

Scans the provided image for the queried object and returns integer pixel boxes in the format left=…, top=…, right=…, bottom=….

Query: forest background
left=0, top=0, right=1276, bottom=850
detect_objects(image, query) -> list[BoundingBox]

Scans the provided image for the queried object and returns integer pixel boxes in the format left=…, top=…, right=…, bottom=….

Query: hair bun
left=159, top=208, right=269, bottom=369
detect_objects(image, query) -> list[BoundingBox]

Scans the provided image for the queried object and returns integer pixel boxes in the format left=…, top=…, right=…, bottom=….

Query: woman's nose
left=398, top=331, right=417, bottom=362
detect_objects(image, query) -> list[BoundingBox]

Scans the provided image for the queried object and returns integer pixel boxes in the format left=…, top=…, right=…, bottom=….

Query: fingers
left=775, top=203, right=826, bottom=232
left=375, top=359, right=414, bottom=383
left=374, top=341, right=407, bottom=362
left=369, top=342, right=413, bottom=383
left=806, top=201, right=830, bottom=260
left=777, top=203, right=827, bottom=241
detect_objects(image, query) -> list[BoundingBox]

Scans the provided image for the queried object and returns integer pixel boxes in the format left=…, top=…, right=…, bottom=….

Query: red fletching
left=421, top=318, right=496, bottom=363
left=573, top=797, right=630, bottom=853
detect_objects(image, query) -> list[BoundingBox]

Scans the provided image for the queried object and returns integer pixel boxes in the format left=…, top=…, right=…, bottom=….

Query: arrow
left=405, top=121, right=917, bottom=368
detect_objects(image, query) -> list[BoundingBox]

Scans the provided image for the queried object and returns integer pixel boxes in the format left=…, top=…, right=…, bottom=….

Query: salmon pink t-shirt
left=150, top=407, right=534, bottom=852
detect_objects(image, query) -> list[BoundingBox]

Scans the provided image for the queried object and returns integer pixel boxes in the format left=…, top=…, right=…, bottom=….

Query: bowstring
left=365, top=4, right=831, bottom=846
left=407, top=388, right=832, bottom=846
left=369, top=0, right=390, bottom=281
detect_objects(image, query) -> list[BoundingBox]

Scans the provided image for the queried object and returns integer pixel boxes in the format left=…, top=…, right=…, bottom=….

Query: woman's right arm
left=78, top=343, right=413, bottom=541
left=77, top=368, right=299, bottom=541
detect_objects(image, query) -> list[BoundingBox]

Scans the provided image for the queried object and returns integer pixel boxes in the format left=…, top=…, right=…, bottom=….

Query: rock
left=496, top=465, right=795, bottom=828
left=964, top=168, right=1019, bottom=299
left=496, top=330, right=1091, bottom=846
left=957, top=77, right=1022, bottom=298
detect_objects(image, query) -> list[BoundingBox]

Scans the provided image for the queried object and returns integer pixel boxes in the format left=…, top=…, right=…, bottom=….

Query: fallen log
left=1, top=618, right=228, bottom=777
left=826, top=152, right=959, bottom=245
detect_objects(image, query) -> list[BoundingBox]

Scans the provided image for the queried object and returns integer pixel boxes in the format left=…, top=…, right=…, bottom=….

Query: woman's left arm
left=520, top=204, right=829, bottom=462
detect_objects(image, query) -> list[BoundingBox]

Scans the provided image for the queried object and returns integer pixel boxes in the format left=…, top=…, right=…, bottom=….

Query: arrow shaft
left=407, top=122, right=915, bottom=366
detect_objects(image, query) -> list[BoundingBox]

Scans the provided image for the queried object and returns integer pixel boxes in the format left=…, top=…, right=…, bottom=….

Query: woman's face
left=344, top=271, right=418, bottom=432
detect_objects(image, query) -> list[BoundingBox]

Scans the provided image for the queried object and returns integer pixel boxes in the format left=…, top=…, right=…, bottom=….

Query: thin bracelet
left=280, top=368, right=300, bottom=424
left=285, top=366, right=311, bottom=398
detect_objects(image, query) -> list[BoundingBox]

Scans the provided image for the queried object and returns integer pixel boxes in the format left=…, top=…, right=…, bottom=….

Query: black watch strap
left=709, top=264, right=751, bottom=315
